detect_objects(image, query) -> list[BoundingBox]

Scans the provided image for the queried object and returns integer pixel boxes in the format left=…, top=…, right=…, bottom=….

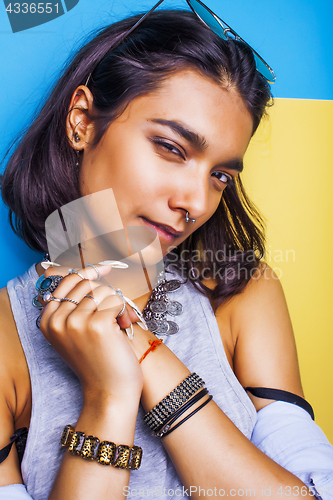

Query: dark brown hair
left=1, top=10, right=272, bottom=306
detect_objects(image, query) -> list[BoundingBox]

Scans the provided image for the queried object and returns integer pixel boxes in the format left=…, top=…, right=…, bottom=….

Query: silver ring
left=107, top=285, right=126, bottom=317
left=84, top=294, right=99, bottom=306
left=116, top=289, right=126, bottom=317
left=68, top=268, right=86, bottom=280
left=86, top=263, right=101, bottom=280
left=60, top=297, right=79, bottom=306
left=43, top=292, right=62, bottom=303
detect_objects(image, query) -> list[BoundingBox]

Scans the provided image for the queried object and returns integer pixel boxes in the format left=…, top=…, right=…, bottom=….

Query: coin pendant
left=155, top=320, right=170, bottom=334
left=166, top=301, right=183, bottom=316
left=162, top=280, right=182, bottom=292
left=32, top=295, right=43, bottom=310
left=146, top=319, right=159, bottom=332
left=150, top=301, right=167, bottom=313
left=165, top=321, right=179, bottom=335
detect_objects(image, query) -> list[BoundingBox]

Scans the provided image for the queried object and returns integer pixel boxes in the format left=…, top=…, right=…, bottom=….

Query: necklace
left=143, top=272, right=184, bottom=336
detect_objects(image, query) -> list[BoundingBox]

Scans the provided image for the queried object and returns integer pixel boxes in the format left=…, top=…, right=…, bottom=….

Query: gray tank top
left=7, top=264, right=257, bottom=499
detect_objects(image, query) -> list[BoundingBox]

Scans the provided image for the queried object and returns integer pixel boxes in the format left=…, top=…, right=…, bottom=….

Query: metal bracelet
left=143, top=373, right=205, bottom=432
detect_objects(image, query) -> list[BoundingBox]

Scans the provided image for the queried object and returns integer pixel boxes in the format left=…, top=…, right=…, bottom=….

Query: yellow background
left=244, top=98, right=333, bottom=442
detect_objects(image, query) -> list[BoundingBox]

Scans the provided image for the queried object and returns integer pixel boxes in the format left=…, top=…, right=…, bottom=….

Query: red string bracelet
left=139, top=339, right=163, bottom=364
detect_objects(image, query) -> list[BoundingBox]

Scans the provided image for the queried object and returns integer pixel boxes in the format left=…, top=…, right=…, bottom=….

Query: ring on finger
left=60, top=297, right=79, bottom=306
left=43, top=291, right=62, bottom=303
left=86, top=263, right=101, bottom=280
left=68, top=268, right=86, bottom=281
left=107, top=285, right=126, bottom=317
left=36, top=274, right=63, bottom=296
left=84, top=294, right=99, bottom=306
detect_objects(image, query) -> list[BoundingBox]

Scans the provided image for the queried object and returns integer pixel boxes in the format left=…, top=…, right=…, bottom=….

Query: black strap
left=245, top=387, right=315, bottom=420
left=0, top=427, right=28, bottom=464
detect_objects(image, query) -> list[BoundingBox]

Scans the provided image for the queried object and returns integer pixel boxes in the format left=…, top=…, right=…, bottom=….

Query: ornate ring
left=36, top=274, right=63, bottom=295
left=84, top=294, right=99, bottom=306
left=60, top=297, right=79, bottom=306
left=86, top=263, right=101, bottom=280
left=43, top=292, right=62, bottom=303
left=68, top=269, right=86, bottom=281
left=115, top=289, right=126, bottom=317
left=107, top=285, right=126, bottom=317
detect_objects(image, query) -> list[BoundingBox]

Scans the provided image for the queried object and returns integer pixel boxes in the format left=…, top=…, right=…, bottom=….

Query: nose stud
left=185, top=211, right=196, bottom=224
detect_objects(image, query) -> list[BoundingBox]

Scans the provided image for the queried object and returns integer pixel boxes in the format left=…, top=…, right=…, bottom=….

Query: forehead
left=115, top=69, right=254, bottom=157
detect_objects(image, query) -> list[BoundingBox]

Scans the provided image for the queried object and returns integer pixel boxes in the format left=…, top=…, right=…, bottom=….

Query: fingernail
left=98, top=260, right=129, bottom=269
left=125, top=324, right=134, bottom=341
left=41, top=261, right=61, bottom=270
left=136, top=321, right=148, bottom=331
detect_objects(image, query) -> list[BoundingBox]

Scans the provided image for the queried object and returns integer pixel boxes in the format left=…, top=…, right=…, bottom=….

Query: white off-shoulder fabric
left=251, top=401, right=333, bottom=499
left=0, top=485, right=33, bottom=500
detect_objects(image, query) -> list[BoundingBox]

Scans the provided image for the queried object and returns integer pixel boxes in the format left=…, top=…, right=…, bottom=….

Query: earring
left=75, top=150, right=80, bottom=168
left=74, top=133, right=80, bottom=143
left=185, top=211, right=196, bottom=224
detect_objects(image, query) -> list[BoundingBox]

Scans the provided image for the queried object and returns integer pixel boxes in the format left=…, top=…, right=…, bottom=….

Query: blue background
left=0, top=0, right=332, bottom=286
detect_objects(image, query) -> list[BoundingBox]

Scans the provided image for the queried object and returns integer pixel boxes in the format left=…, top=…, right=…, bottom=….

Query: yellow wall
left=243, top=98, right=333, bottom=442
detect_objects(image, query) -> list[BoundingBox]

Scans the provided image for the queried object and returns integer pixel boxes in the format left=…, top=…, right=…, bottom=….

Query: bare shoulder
left=215, top=264, right=304, bottom=411
left=0, top=286, right=31, bottom=486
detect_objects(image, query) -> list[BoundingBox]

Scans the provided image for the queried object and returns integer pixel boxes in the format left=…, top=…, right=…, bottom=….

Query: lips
left=140, top=217, right=184, bottom=242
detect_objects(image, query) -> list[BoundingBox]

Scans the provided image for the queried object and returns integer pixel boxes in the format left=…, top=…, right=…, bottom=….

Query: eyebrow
left=149, top=118, right=208, bottom=151
left=149, top=118, right=244, bottom=173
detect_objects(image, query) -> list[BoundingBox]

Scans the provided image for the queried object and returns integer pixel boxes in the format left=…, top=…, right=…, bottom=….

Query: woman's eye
left=211, top=172, right=232, bottom=184
left=151, top=138, right=186, bottom=160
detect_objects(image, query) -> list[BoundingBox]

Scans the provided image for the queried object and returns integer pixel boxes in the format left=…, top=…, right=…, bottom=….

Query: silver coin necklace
left=143, top=276, right=184, bottom=335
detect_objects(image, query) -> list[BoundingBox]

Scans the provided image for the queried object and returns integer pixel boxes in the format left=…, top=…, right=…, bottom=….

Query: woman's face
left=79, top=70, right=253, bottom=258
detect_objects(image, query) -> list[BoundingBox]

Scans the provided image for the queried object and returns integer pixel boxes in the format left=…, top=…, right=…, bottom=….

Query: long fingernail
left=41, top=261, right=61, bottom=270
left=136, top=320, right=148, bottom=331
left=125, top=324, right=134, bottom=341
left=98, top=260, right=129, bottom=269
left=123, top=296, right=148, bottom=328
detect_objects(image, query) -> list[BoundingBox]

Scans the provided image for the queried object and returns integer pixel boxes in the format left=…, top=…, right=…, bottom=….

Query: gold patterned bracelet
left=60, top=425, right=142, bottom=470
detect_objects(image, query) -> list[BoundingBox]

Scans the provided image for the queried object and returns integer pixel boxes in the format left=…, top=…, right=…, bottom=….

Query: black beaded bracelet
left=155, top=388, right=209, bottom=437
left=60, top=425, right=142, bottom=470
left=144, top=373, right=205, bottom=432
left=161, top=395, right=213, bottom=438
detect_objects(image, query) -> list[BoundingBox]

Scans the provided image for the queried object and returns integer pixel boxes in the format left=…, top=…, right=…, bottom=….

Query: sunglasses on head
left=86, top=0, right=275, bottom=87
left=125, top=0, right=275, bottom=82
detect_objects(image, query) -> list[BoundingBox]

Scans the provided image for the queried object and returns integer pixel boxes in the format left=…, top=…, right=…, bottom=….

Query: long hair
left=0, top=10, right=272, bottom=306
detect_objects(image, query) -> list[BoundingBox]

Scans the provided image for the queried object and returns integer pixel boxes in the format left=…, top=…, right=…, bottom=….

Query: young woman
left=0, top=4, right=332, bottom=500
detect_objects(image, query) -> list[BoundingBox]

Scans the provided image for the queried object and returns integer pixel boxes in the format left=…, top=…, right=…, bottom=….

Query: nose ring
left=185, top=211, right=196, bottom=224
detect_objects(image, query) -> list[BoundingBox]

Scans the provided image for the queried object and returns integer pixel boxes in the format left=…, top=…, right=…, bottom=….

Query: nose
left=168, top=166, right=211, bottom=222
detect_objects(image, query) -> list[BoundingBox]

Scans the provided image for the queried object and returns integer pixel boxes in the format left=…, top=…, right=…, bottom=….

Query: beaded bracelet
left=60, top=425, right=142, bottom=470
left=144, top=373, right=205, bottom=432
left=154, top=388, right=209, bottom=437
left=161, top=394, right=213, bottom=438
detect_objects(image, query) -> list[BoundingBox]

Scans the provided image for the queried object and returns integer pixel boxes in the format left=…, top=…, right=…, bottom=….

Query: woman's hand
left=39, top=264, right=143, bottom=402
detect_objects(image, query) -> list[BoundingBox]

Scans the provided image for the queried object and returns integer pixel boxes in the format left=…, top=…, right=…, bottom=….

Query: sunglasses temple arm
left=124, top=0, right=166, bottom=38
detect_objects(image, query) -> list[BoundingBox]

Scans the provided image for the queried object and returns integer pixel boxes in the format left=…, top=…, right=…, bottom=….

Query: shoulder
left=215, top=264, right=304, bottom=411
left=0, top=286, right=29, bottom=485
left=0, top=285, right=31, bottom=429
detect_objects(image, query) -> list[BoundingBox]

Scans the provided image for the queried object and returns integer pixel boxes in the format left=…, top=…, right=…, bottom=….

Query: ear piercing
left=185, top=211, right=196, bottom=224
left=74, top=133, right=80, bottom=143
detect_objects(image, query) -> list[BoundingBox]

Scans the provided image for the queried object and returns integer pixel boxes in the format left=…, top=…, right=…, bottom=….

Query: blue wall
left=0, top=0, right=332, bottom=286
